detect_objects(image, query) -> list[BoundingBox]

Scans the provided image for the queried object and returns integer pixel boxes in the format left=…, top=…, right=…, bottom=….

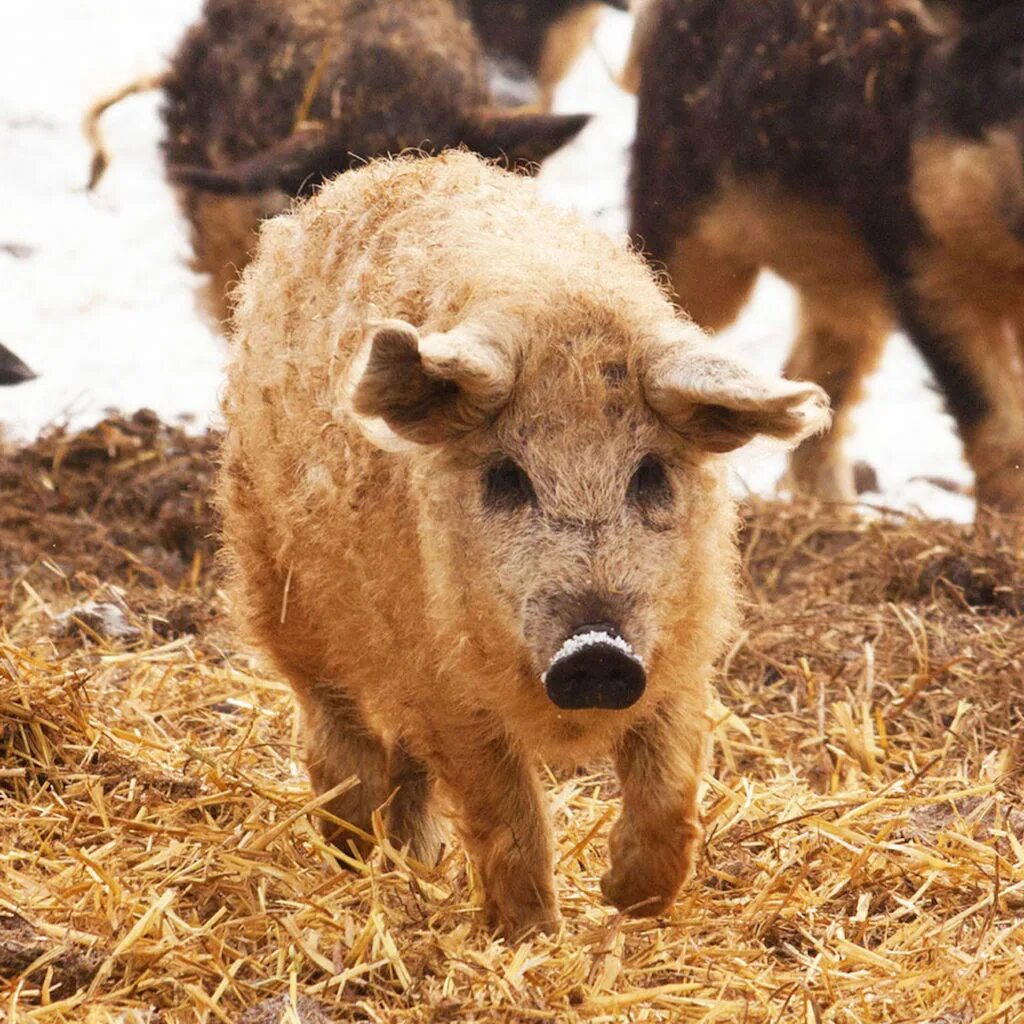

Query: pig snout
left=542, top=623, right=646, bottom=711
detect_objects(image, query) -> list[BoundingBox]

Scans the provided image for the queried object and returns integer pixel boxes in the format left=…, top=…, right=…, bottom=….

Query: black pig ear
left=0, top=343, right=35, bottom=386
left=348, top=319, right=515, bottom=448
left=167, top=127, right=344, bottom=196
left=644, top=323, right=831, bottom=454
left=460, top=108, right=590, bottom=169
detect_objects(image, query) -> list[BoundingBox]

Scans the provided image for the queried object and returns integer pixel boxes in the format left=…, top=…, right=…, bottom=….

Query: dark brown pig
left=160, top=0, right=598, bottom=322
left=629, top=0, right=1024, bottom=515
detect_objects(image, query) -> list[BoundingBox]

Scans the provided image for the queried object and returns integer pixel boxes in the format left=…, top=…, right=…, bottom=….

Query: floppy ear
left=167, top=127, right=345, bottom=197
left=0, top=342, right=35, bottom=386
left=644, top=325, right=831, bottom=453
left=460, top=108, right=590, bottom=168
left=348, top=319, right=515, bottom=447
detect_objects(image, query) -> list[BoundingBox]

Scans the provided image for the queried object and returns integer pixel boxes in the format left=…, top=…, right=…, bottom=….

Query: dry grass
left=2, top=416, right=1023, bottom=1023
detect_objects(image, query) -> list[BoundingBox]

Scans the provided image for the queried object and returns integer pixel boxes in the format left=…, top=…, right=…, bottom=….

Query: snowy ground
left=0, top=3, right=972, bottom=520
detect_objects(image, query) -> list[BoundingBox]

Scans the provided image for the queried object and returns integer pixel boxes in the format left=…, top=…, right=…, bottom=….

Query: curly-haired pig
left=218, top=152, right=830, bottom=937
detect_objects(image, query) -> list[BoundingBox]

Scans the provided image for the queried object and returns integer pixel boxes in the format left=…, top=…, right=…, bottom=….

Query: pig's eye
left=627, top=455, right=672, bottom=509
left=483, top=458, right=537, bottom=512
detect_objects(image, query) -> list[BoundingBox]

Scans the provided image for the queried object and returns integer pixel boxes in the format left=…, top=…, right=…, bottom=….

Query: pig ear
left=644, top=326, right=831, bottom=453
left=348, top=319, right=515, bottom=448
left=0, top=342, right=35, bottom=386
left=167, top=127, right=343, bottom=197
left=460, top=108, right=590, bottom=168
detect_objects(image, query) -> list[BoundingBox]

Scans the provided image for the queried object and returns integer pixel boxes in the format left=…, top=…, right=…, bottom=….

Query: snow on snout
left=541, top=630, right=645, bottom=684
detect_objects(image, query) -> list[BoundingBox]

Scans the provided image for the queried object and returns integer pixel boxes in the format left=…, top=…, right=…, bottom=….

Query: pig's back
left=228, top=151, right=659, bottom=428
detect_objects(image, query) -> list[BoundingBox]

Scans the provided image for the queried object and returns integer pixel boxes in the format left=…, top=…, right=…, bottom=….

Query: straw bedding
left=2, top=414, right=1022, bottom=1022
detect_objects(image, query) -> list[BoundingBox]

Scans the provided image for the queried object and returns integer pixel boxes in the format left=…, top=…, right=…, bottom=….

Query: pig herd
left=70, top=0, right=1024, bottom=936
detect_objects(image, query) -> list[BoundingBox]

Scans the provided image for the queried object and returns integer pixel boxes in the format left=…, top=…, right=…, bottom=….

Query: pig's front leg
left=424, top=718, right=558, bottom=939
left=601, top=700, right=707, bottom=916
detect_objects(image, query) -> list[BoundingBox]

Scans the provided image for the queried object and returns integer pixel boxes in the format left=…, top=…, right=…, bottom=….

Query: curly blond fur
left=218, top=152, right=828, bottom=937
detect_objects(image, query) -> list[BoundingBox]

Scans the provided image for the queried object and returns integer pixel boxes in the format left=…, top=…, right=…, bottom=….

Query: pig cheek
left=454, top=506, right=543, bottom=643
left=628, top=531, right=693, bottom=637
left=519, top=596, right=558, bottom=677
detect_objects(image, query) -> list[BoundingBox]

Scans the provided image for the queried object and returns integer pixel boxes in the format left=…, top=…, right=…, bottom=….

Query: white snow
left=542, top=629, right=644, bottom=683
left=1, top=4, right=972, bottom=520
left=54, top=600, right=141, bottom=642
left=1, top=0, right=219, bottom=439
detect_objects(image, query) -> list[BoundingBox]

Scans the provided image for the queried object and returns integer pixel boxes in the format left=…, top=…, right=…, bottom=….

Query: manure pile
left=1, top=414, right=1022, bottom=1022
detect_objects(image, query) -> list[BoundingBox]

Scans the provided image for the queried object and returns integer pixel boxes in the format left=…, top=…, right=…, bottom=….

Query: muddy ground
left=1, top=414, right=1022, bottom=1022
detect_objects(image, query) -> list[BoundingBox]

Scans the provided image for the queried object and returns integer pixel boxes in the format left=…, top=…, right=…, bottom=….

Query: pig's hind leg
left=299, top=690, right=393, bottom=862
left=302, top=693, right=444, bottom=863
left=902, top=250, right=1024, bottom=515
left=784, top=285, right=892, bottom=503
left=661, top=229, right=760, bottom=333
left=600, top=700, right=707, bottom=917
left=384, top=741, right=446, bottom=864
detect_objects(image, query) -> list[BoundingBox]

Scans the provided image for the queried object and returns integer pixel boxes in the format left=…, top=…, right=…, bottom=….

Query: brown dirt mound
left=0, top=410, right=221, bottom=639
left=0, top=912, right=103, bottom=1001
left=733, top=503, right=1024, bottom=789
left=741, top=502, right=1024, bottom=612
left=1, top=413, right=1022, bottom=1022
left=0, top=409, right=219, bottom=588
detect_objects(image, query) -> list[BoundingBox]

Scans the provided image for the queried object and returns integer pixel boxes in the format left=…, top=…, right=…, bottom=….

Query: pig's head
left=346, top=308, right=828, bottom=714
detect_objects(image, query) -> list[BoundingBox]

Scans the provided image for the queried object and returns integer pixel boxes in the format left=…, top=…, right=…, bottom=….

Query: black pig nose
left=543, top=623, right=646, bottom=710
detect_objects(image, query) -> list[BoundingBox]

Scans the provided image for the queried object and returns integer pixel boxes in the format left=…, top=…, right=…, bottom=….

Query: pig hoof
left=599, top=867, right=674, bottom=917
left=786, top=450, right=857, bottom=505
left=485, top=900, right=561, bottom=941
left=600, top=821, right=696, bottom=917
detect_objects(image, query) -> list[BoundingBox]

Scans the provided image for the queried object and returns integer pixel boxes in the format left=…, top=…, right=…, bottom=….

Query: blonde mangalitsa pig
left=218, top=152, right=830, bottom=937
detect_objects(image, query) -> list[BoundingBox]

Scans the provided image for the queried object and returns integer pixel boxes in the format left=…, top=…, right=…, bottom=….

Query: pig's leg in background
left=384, top=741, right=446, bottom=864
left=784, top=286, right=892, bottom=503
left=420, top=717, right=558, bottom=938
left=662, top=230, right=759, bottom=333
left=659, top=187, right=893, bottom=504
left=900, top=269, right=1024, bottom=514
left=629, top=127, right=758, bottom=333
left=600, top=700, right=706, bottom=916
left=297, top=688, right=392, bottom=861
left=182, top=189, right=287, bottom=326
left=535, top=3, right=603, bottom=109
